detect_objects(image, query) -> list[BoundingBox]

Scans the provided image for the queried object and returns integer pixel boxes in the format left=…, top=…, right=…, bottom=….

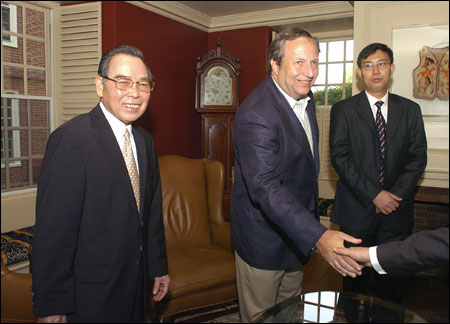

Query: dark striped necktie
left=375, top=100, right=386, bottom=186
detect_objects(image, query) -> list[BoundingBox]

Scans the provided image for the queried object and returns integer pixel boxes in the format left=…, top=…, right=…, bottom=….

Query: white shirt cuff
left=369, top=246, right=388, bottom=275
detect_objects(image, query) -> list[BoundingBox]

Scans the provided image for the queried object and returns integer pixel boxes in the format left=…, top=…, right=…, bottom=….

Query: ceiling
left=177, top=1, right=323, bottom=17
left=135, top=1, right=355, bottom=33
left=59, top=1, right=354, bottom=34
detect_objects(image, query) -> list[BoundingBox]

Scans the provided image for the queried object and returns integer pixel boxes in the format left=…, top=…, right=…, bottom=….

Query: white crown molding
left=209, top=2, right=354, bottom=32
left=127, top=1, right=354, bottom=33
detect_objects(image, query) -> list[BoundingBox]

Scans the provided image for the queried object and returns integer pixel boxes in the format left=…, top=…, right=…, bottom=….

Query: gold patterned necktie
left=122, top=129, right=140, bottom=212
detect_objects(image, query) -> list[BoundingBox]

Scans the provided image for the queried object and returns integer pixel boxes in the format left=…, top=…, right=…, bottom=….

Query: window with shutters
left=1, top=2, right=51, bottom=192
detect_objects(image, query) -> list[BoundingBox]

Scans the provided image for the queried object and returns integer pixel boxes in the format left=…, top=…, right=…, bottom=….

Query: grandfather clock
left=195, top=41, right=240, bottom=221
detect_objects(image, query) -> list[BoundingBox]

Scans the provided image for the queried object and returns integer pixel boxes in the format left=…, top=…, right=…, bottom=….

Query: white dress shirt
left=369, top=246, right=388, bottom=274
left=365, top=91, right=389, bottom=123
left=272, top=77, right=314, bottom=156
left=100, top=102, right=140, bottom=174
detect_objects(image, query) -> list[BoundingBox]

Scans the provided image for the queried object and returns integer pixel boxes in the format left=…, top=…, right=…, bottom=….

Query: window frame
left=313, top=37, right=354, bottom=107
left=1, top=1, right=53, bottom=194
left=1, top=2, right=18, bottom=48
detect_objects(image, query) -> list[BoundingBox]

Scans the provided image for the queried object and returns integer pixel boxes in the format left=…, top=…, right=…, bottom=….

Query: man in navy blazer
left=334, top=227, right=449, bottom=277
left=330, top=43, right=427, bottom=303
left=231, top=28, right=362, bottom=323
left=31, top=46, right=170, bottom=323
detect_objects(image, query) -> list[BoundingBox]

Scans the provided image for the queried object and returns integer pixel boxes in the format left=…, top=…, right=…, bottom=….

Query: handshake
left=315, top=229, right=372, bottom=278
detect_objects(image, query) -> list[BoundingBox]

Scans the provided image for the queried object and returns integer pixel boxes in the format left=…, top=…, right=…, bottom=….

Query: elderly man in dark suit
left=230, top=28, right=363, bottom=323
left=330, top=43, right=427, bottom=304
left=31, top=45, right=170, bottom=323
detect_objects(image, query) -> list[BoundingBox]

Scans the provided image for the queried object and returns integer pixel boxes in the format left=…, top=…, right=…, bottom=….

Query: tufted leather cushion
left=160, top=156, right=212, bottom=249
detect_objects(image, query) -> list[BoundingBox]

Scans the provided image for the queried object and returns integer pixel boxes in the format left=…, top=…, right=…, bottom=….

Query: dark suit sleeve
left=377, top=228, right=449, bottom=276
left=389, top=102, right=427, bottom=203
left=145, top=136, right=168, bottom=278
left=32, top=128, right=84, bottom=317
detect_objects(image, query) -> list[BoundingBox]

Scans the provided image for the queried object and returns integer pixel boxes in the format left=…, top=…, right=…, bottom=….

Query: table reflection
left=255, top=291, right=427, bottom=323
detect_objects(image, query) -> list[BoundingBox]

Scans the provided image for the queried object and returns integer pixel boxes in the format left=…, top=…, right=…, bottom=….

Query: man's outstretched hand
left=316, top=230, right=363, bottom=278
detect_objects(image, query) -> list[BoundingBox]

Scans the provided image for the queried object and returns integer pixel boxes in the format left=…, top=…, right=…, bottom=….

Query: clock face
left=204, top=66, right=233, bottom=106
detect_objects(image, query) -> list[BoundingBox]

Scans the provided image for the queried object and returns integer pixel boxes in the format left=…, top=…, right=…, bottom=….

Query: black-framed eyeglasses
left=101, top=76, right=155, bottom=92
left=361, top=61, right=391, bottom=71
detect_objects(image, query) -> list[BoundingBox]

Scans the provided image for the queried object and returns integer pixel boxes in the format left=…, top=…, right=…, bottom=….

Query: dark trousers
left=340, top=225, right=412, bottom=323
left=341, top=225, right=411, bottom=303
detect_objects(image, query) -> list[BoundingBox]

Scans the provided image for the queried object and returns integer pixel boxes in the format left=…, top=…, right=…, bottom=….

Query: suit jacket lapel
left=268, top=78, right=317, bottom=174
left=386, top=93, right=402, bottom=147
left=133, top=127, right=147, bottom=217
left=355, top=91, right=378, bottom=136
left=90, top=104, right=139, bottom=216
left=306, top=98, right=320, bottom=175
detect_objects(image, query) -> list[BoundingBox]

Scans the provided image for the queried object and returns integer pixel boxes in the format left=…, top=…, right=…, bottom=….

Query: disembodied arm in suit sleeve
left=333, top=228, right=449, bottom=276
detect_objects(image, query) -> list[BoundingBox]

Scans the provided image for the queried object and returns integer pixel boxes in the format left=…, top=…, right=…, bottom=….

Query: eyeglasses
left=361, top=61, right=391, bottom=71
left=102, top=76, right=155, bottom=92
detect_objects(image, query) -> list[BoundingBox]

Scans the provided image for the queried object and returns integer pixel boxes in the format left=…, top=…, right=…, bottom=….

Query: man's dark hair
left=98, top=45, right=152, bottom=80
left=269, top=27, right=320, bottom=73
left=357, top=43, right=394, bottom=68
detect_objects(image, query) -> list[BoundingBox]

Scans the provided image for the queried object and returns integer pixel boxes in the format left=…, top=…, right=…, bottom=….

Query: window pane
left=27, top=39, right=45, bottom=67
left=315, top=64, right=326, bottom=85
left=319, top=42, right=327, bottom=62
left=32, top=158, right=43, bottom=185
left=345, top=84, right=353, bottom=99
left=2, top=4, right=23, bottom=34
left=346, top=40, right=354, bottom=61
left=30, top=100, right=49, bottom=127
left=312, top=86, right=325, bottom=106
left=28, top=69, right=46, bottom=96
left=11, top=129, right=28, bottom=158
left=26, top=8, right=44, bottom=38
left=4, top=66, right=24, bottom=94
left=10, top=159, right=29, bottom=189
left=1, top=165, right=6, bottom=189
left=328, top=63, right=343, bottom=84
left=328, top=86, right=343, bottom=105
left=31, top=129, right=48, bottom=156
left=328, top=41, right=344, bottom=62
left=19, top=99, right=28, bottom=127
left=3, top=36, right=23, bottom=63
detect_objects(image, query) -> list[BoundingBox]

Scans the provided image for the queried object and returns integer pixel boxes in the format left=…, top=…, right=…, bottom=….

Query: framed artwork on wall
left=392, top=24, right=449, bottom=116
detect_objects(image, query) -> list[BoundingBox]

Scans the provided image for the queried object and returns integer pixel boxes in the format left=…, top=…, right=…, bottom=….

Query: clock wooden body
left=195, top=42, right=241, bottom=221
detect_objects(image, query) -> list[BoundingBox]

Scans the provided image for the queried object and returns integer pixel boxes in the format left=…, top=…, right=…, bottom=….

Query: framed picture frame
left=392, top=24, right=449, bottom=116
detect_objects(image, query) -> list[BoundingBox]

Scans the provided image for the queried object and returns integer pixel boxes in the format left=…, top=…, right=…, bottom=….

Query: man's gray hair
left=269, top=28, right=320, bottom=73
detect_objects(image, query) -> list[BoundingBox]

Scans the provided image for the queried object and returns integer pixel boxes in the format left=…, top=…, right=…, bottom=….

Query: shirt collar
left=272, top=76, right=311, bottom=112
left=365, top=91, right=389, bottom=109
left=99, top=102, right=133, bottom=142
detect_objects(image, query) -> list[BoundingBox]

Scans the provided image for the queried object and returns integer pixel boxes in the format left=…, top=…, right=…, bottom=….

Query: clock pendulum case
left=195, top=40, right=241, bottom=221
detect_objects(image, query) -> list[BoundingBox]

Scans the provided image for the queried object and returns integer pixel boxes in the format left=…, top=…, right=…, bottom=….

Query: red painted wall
left=100, top=2, right=272, bottom=158
left=208, top=27, right=272, bottom=104
left=101, top=1, right=206, bottom=158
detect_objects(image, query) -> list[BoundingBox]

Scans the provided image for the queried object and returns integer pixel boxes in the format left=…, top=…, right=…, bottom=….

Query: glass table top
left=255, top=290, right=427, bottom=323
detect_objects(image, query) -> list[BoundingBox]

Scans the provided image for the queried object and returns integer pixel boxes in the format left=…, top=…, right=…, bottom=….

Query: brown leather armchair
left=155, top=155, right=237, bottom=320
left=1, top=259, right=36, bottom=323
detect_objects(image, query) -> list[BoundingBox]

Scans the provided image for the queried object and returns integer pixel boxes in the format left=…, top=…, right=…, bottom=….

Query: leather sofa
left=155, top=155, right=237, bottom=321
left=1, top=260, right=36, bottom=323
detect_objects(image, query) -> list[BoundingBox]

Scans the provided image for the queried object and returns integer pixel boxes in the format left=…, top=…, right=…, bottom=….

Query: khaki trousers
left=235, top=251, right=304, bottom=323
